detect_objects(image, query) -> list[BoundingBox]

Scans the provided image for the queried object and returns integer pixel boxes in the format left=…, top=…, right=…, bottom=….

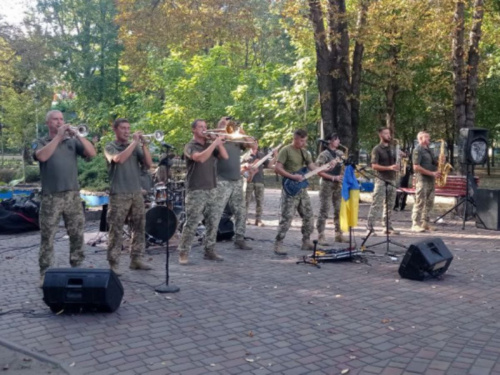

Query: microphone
left=161, top=142, right=175, bottom=149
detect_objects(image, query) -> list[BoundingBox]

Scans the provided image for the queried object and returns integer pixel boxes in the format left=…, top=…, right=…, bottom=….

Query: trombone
left=203, top=122, right=255, bottom=144
left=142, top=130, right=164, bottom=144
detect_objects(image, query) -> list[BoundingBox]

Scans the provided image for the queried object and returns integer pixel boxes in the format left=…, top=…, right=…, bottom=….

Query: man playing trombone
left=204, top=116, right=254, bottom=252
left=104, top=118, right=153, bottom=275
left=33, top=110, right=96, bottom=286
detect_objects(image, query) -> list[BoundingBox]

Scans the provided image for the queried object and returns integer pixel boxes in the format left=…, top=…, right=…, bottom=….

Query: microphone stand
left=357, top=166, right=407, bottom=256
left=155, top=145, right=180, bottom=294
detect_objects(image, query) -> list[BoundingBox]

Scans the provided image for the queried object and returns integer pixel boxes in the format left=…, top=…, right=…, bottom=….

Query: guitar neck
left=250, top=144, right=282, bottom=169
left=303, top=163, right=332, bottom=180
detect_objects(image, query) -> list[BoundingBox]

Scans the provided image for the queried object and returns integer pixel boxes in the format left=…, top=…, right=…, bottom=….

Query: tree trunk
left=308, top=0, right=335, bottom=137
left=464, top=0, right=484, bottom=129
left=334, top=0, right=352, bottom=148
left=452, top=1, right=466, bottom=132
left=350, top=0, right=369, bottom=162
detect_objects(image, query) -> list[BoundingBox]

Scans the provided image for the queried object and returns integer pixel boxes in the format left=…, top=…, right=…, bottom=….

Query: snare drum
left=145, top=206, right=178, bottom=243
left=154, top=185, right=168, bottom=203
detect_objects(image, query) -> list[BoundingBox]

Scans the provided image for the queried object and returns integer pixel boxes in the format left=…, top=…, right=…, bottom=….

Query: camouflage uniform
left=316, top=180, right=342, bottom=235
left=315, top=148, right=344, bottom=237
left=411, top=175, right=435, bottom=225
left=39, top=191, right=85, bottom=276
left=177, top=189, right=219, bottom=253
left=366, top=179, right=397, bottom=230
left=246, top=182, right=265, bottom=221
left=411, top=144, right=437, bottom=227
left=107, top=193, right=145, bottom=265
left=276, top=189, right=314, bottom=242
left=366, top=143, right=397, bottom=230
left=210, top=179, right=247, bottom=241
left=33, top=135, right=87, bottom=277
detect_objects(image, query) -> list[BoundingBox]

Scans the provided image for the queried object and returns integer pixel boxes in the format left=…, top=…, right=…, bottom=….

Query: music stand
left=297, top=240, right=321, bottom=268
left=155, top=145, right=180, bottom=294
left=358, top=167, right=407, bottom=256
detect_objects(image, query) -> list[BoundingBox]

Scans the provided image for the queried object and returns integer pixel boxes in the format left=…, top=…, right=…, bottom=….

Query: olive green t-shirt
left=105, top=141, right=145, bottom=194
left=277, top=145, right=313, bottom=174
left=184, top=140, right=218, bottom=191
left=33, top=136, right=85, bottom=195
left=371, top=143, right=396, bottom=181
left=413, top=144, right=437, bottom=182
left=217, top=142, right=245, bottom=181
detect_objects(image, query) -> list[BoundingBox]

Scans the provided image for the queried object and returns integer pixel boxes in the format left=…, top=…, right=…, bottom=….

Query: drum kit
left=145, top=180, right=186, bottom=246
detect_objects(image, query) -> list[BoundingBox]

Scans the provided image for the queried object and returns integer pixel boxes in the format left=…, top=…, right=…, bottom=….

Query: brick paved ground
left=1, top=189, right=500, bottom=375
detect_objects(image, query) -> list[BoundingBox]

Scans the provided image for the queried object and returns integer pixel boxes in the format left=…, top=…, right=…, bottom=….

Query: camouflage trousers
left=276, top=188, right=314, bottom=242
left=39, top=191, right=85, bottom=276
left=411, top=176, right=435, bottom=225
left=245, top=182, right=265, bottom=220
left=206, top=179, right=247, bottom=243
left=366, top=178, right=397, bottom=229
left=178, top=188, right=219, bottom=253
left=107, top=193, right=145, bottom=265
left=316, top=180, right=342, bottom=235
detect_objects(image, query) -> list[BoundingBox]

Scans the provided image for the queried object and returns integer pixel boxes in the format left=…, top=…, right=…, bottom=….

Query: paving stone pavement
left=1, top=189, right=500, bottom=375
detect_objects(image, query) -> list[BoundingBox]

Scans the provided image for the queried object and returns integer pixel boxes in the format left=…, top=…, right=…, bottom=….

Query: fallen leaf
left=69, top=362, right=75, bottom=367
left=248, top=331, right=254, bottom=337
left=22, top=358, right=32, bottom=362
left=381, top=319, right=392, bottom=324
left=210, top=364, right=216, bottom=367
left=245, top=358, right=254, bottom=363
left=341, top=369, right=350, bottom=374
left=388, top=326, right=395, bottom=331
left=335, top=294, right=342, bottom=298
left=349, top=355, right=356, bottom=359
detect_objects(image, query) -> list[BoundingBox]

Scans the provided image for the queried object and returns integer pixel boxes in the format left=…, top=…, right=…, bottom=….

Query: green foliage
left=24, top=166, right=41, bottom=183
left=77, top=154, right=109, bottom=192
left=0, top=169, right=17, bottom=184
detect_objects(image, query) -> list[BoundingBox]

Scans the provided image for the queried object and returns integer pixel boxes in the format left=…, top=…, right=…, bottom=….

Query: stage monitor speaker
left=458, top=128, right=488, bottom=165
left=42, top=268, right=123, bottom=313
left=398, top=238, right=453, bottom=281
left=475, top=188, right=500, bottom=231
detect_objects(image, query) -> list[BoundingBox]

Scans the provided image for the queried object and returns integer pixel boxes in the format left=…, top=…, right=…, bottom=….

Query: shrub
left=24, top=166, right=41, bottom=183
left=0, top=169, right=17, bottom=184
left=78, top=155, right=109, bottom=192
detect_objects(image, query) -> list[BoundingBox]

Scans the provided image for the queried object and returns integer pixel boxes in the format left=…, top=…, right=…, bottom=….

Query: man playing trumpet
left=33, top=110, right=96, bottom=286
left=104, top=118, right=153, bottom=275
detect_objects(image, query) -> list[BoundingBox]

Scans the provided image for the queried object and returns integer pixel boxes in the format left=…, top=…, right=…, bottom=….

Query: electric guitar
left=242, top=144, right=283, bottom=182
left=282, top=158, right=342, bottom=196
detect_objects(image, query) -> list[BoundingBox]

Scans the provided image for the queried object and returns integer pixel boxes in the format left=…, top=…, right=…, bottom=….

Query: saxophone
left=436, top=139, right=453, bottom=187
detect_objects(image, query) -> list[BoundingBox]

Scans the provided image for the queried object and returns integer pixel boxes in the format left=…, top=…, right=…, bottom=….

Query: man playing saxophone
left=411, top=131, right=442, bottom=232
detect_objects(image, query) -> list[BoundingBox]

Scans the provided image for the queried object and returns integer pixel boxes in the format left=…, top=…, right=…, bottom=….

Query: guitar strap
left=299, top=149, right=307, bottom=167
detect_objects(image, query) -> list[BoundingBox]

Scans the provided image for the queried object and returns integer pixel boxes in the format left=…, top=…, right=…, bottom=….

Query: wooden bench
left=398, top=175, right=480, bottom=198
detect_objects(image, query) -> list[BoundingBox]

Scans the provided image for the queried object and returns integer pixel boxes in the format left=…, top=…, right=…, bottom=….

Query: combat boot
left=255, top=219, right=265, bottom=227
left=411, top=224, right=425, bottom=233
left=273, top=241, right=287, bottom=255
left=39, top=274, right=45, bottom=289
left=129, top=257, right=152, bottom=271
left=235, top=239, right=252, bottom=250
left=109, top=261, right=122, bottom=276
left=422, top=222, right=436, bottom=231
left=301, top=239, right=314, bottom=251
left=335, top=232, right=345, bottom=243
left=317, top=233, right=328, bottom=245
left=204, top=248, right=224, bottom=261
left=179, top=251, right=189, bottom=265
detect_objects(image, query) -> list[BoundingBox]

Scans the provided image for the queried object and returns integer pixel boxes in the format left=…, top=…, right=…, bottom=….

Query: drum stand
left=155, top=164, right=180, bottom=294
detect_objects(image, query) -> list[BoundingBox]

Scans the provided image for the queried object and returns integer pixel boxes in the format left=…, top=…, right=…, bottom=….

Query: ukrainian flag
left=340, top=165, right=360, bottom=232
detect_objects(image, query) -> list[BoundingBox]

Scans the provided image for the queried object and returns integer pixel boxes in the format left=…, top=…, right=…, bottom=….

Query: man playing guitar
left=273, top=129, right=334, bottom=255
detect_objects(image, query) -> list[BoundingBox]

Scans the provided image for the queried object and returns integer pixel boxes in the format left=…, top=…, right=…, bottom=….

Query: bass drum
left=145, top=206, right=178, bottom=243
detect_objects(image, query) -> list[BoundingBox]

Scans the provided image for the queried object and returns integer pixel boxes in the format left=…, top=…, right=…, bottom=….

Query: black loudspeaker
left=217, top=217, right=235, bottom=241
left=398, top=238, right=453, bottom=281
left=458, top=128, right=488, bottom=165
left=475, top=189, right=500, bottom=231
left=42, top=268, right=124, bottom=313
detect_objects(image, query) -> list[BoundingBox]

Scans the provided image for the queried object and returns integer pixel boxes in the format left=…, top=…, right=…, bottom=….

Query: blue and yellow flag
left=339, top=165, right=360, bottom=232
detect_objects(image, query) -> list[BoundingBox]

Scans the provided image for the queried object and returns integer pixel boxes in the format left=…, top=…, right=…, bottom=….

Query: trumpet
left=142, top=130, right=164, bottom=144
left=67, top=124, right=88, bottom=137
